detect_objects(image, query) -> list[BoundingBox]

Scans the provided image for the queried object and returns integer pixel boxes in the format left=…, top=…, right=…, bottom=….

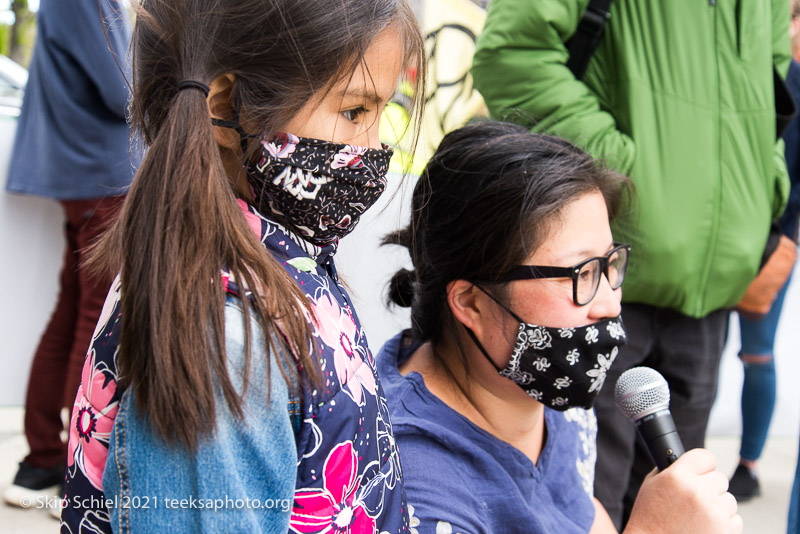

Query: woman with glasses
left=377, top=120, right=741, bottom=534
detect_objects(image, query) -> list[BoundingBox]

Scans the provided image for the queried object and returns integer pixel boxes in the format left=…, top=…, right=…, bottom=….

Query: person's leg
left=593, top=302, right=656, bottom=531
left=738, top=354, right=776, bottom=463
left=732, top=278, right=791, bottom=500
left=62, top=195, right=124, bottom=408
left=21, top=201, right=80, bottom=471
left=620, top=306, right=730, bottom=526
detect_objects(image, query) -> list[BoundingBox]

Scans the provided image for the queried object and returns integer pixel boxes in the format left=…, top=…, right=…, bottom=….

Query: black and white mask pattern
left=469, top=290, right=627, bottom=410
left=246, top=133, right=393, bottom=245
left=496, top=315, right=627, bottom=410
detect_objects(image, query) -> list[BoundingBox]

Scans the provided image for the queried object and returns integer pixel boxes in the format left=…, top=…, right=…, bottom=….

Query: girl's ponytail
left=91, top=2, right=317, bottom=451
left=95, top=80, right=316, bottom=450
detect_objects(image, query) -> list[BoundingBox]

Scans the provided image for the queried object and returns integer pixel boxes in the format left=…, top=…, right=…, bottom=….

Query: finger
left=719, top=492, right=739, bottom=519
left=730, top=513, right=744, bottom=534
left=673, top=448, right=717, bottom=475
left=641, top=467, right=658, bottom=482
left=703, top=470, right=730, bottom=495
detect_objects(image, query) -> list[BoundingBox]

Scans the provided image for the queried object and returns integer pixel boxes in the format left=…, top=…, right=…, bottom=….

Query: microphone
left=614, top=367, right=685, bottom=471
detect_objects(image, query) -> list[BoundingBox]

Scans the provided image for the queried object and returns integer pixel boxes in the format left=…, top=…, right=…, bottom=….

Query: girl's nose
left=364, top=122, right=382, bottom=150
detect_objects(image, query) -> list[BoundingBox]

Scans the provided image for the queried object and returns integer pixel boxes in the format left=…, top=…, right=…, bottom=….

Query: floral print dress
left=61, top=200, right=408, bottom=534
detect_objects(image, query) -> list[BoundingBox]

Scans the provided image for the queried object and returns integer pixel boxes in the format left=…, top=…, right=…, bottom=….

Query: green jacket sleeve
left=472, top=0, right=636, bottom=174
left=772, top=0, right=791, bottom=219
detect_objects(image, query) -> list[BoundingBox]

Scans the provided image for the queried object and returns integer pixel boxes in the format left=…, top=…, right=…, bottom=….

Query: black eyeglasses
left=498, top=244, right=631, bottom=306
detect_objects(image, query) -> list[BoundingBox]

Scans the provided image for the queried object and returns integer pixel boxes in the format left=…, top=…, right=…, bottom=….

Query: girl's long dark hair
left=385, top=120, right=630, bottom=374
left=91, top=0, right=424, bottom=451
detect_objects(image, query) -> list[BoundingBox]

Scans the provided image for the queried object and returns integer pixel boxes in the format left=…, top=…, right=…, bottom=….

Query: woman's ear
left=208, top=73, right=239, bottom=150
left=447, top=280, right=490, bottom=337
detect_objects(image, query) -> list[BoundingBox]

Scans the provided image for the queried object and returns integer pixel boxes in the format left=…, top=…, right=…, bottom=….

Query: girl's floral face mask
left=244, top=132, right=393, bottom=245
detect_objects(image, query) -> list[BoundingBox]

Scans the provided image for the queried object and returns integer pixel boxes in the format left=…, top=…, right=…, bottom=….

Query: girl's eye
left=342, top=106, right=368, bottom=122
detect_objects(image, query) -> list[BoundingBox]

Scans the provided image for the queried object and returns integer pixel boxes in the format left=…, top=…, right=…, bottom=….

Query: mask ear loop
left=475, top=284, right=526, bottom=324
left=462, top=284, right=523, bottom=373
left=211, top=91, right=258, bottom=154
left=463, top=326, right=504, bottom=372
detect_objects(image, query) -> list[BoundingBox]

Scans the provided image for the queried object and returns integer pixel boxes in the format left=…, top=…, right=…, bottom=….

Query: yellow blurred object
left=380, top=0, right=488, bottom=175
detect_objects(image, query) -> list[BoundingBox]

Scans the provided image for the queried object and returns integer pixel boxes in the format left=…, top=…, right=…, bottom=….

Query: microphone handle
left=634, top=409, right=685, bottom=471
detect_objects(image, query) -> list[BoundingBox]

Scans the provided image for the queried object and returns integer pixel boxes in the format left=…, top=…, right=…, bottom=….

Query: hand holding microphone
left=615, top=367, right=743, bottom=534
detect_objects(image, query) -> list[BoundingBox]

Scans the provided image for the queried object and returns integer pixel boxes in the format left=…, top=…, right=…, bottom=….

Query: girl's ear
left=208, top=73, right=239, bottom=150
left=447, top=280, right=491, bottom=337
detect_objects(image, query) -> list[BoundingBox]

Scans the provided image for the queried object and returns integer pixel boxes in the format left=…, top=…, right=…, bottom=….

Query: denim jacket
left=61, top=201, right=408, bottom=533
left=102, top=296, right=297, bottom=533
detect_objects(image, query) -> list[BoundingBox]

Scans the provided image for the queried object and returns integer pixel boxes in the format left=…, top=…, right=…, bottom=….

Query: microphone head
left=614, top=367, right=670, bottom=422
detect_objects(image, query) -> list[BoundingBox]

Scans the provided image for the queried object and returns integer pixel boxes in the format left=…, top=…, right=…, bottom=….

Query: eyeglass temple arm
left=498, top=265, right=578, bottom=283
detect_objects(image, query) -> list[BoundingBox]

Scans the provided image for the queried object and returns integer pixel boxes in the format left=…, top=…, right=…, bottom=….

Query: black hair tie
left=177, top=80, right=210, bottom=98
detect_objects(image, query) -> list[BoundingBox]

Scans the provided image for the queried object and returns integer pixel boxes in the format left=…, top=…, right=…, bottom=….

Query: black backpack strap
left=775, top=65, right=797, bottom=140
left=566, top=0, right=614, bottom=80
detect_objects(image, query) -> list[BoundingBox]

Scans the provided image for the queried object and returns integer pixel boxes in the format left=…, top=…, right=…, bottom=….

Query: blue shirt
left=377, top=332, right=597, bottom=534
left=6, top=0, right=138, bottom=199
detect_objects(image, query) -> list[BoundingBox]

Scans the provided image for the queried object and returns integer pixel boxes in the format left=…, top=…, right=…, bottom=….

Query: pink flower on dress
left=220, top=271, right=231, bottom=294
left=237, top=199, right=264, bottom=238
left=66, top=349, right=119, bottom=490
left=290, top=441, right=375, bottom=533
left=311, top=293, right=376, bottom=405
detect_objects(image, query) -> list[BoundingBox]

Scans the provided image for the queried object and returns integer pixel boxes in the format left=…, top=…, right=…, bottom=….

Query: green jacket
left=473, top=0, right=791, bottom=318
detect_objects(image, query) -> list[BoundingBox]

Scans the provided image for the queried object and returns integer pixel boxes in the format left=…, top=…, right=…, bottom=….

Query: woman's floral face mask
left=245, top=133, right=393, bottom=245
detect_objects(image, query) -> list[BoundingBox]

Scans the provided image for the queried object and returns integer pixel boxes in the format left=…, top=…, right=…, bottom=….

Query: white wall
left=0, top=118, right=64, bottom=405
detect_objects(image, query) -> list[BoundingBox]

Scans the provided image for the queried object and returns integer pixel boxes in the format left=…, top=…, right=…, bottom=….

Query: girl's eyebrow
left=339, top=88, right=384, bottom=104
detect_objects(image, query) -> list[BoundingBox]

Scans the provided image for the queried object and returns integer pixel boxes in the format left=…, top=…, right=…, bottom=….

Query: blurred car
left=0, top=53, right=26, bottom=118
left=0, top=53, right=26, bottom=174
left=0, top=54, right=26, bottom=191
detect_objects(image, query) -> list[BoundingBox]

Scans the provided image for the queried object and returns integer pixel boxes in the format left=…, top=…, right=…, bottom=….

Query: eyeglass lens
left=576, top=247, right=628, bottom=305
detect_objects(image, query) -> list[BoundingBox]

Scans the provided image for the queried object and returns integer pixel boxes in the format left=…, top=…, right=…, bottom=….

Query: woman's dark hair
left=90, top=0, right=424, bottom=451
left=385, top=119, right=629, bottom=368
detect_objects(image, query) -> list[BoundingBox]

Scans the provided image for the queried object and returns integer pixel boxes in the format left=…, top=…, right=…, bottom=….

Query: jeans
left=23, top=196, right=124, bottom=469
left=737, top=276, right=791, bottom=462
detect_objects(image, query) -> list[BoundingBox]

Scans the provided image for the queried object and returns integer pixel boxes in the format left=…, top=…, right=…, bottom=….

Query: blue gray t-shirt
left=377, top=331, right=597, bottom=534
left=6, top=0, right=138, bottom=200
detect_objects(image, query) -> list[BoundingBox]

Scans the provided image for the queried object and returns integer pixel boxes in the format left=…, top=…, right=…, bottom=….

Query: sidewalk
left=1, top=406, right=797, bottom=533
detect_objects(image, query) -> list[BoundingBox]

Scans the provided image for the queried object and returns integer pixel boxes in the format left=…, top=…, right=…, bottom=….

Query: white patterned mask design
left=469, top=289, right=627, bottom=410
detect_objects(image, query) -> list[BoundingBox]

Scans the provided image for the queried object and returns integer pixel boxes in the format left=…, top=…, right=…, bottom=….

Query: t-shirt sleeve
left=398, top=428, right=492, bottom=534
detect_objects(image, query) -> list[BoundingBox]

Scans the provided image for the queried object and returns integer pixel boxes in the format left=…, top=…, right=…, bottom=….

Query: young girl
left=378, top=120, right=742, bottom=534
left=61, top=1, right=424, bottom=532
